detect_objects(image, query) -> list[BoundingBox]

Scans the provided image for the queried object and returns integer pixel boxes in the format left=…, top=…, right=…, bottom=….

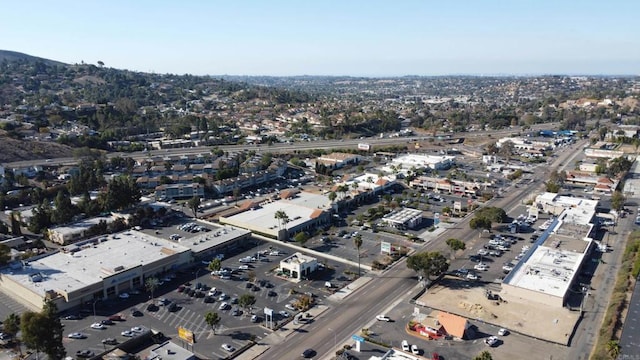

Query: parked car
left=485, top=336, right=498, bottom=346
left=131, top=326, right=144, bottom=333
left=67, top=332, right=86, bottom=339
left=474, top=263, right=489, bottom=271
left=102, top=338, right=118, bottom=345
left=251, top=315, right=259, bottom=323
left=108, top=315, right=124, bottom=321
left=498, top=328, right=509, bottom=336
left=401, top=340, right=410, bottom=351
left=64, top=314, right=80, bottom=320
left=90, top=322, right=106, bottom=330
left=121, top=330, right=135, bottom=337
left=76, top=350, right=94, bottom=358
left=279, top=310, right=290, bottom=318
left=118, top=292, right=130, bottom=299
left=219, top=302, right=229, bottom=310
left=411, top=344, right=420, bottom=355
left=221, top=343, right=235, bottom=352
left=376, top=315, right=391, bottom=321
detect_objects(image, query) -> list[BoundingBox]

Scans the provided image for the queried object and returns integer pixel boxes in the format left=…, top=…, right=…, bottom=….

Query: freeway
left=4, top=124, right=556, bottom=169
left=256, top=138, right=589, bottom=360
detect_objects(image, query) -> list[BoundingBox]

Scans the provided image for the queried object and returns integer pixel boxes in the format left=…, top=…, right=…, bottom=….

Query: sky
left=2, top=0, right=639, bottom=76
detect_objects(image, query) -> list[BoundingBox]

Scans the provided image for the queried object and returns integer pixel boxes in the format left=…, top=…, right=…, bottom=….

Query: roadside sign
left=381, top=241, right=391, bottom=254
left=177, top=326, right=194, bottom=344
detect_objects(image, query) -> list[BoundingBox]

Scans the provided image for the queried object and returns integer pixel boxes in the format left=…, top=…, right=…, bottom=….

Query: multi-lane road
left=256, top=139, right=592, bottom=360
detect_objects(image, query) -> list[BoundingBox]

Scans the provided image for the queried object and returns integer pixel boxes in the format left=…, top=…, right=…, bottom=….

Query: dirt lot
left=417, top=279, right=580, bottom=345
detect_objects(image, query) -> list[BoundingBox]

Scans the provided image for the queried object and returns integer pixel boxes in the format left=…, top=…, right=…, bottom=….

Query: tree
left=498, top=140, right=515, bottom=163
left=611, top=191, right=625, bottom=213
left=445, top=238, right=466, bottom=259
left=293, top=232, right=309, bottom=245
left=328, top=191, right=337, bottom=203
left=605, top=340, right=620, bottom=359
left=0, top=244, right=10, bottom=267
left=406, top=251, right=449, bottom=283
left=3, top=313, right=20, bottom=337
left=207, top=258, right=222, bottom=273
left=187, top=196, right=201, bottom=219
left=354, top=234, right=363, bottom=277
left=473, top=350, right=493, bottom=360
left=274, top=210, right=289, bottom=232
left=469, top=216, right=492, bottom=230
left=205, top=312, right=220, bottom=335
left=21, top=300, right=65, bottom=360
left=238, top=294, right=256, bottom=313
left=145, top=277, right=159, bottom=301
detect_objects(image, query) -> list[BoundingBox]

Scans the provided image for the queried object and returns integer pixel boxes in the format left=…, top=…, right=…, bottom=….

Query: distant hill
left=0, top=50, right=67, bottom=66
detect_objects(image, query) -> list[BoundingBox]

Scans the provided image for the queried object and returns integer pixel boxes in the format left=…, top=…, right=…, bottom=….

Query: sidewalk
left=235, top=276, right=373, bottom=360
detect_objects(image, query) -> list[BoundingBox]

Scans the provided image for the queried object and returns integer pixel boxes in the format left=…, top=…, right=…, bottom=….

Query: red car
left=177, top=285, right=185, bottom=293
left=432, top=352, right=440, bottom=360
left=108, top=315, right=124, bottom=322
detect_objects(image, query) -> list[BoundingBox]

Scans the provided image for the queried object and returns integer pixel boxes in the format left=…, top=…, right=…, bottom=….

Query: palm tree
left=274, top=210, right=288, bottom=230
left=187, top=196, right=201, bottom=219
left=354, top=234, right=363, bottom=278
left=606, top=340, right=621, bottom=359
left=145, top=277, right=159, bottom=301
left=205, top=312, right=221, bottom=335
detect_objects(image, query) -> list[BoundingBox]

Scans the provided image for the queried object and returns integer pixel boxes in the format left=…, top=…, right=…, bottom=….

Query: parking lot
left=60, top=214, right=359, bottom=359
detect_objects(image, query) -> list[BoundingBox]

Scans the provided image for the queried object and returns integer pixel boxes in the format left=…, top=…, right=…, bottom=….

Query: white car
left=238, top=264, right=250, bottom=270
left=218, top=302, right=229, bottom=310
left=120, top=330, right=135, bottom=337
left=118, top=292, right=130, bottom=299
left=208, top=288, right=218, bottom=296
left=411, top=344, right=420, bottom=355
left=401, top=340, right=410, bottom=351
left=67, top=332, right=86, bottom=339
left=90, top=323, right=106, bottom=330
left=221, top=343, right=235, bottom=352
left=466, top=272, right=478, bottom=280
left=375, top=315, right=391, bottom=321
left=498, top=328, right=509, bottom=336
left=474, top=263, right=489, bottom=271
left=279, top=310, right=290, bottom=318
left=218, top=293, right=227, bottom=301
left=285, top=303, right=297, bottom=311
left=485, top=336, right=498, bottom=346
left=477, top=248, right=489, bottom=256
left=130, top=327, right=144, bottom=333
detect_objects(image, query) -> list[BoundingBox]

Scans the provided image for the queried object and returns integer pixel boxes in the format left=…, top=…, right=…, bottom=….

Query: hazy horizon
left=2, top=0, right=639, bottom=77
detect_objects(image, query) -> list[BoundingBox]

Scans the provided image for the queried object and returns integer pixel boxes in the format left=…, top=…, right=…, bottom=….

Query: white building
left=0, top=230, right=192, bottom=312
left=279, top=252, right=318, bottom=280
left=501, top=197, right=597, bottom=307
left=219, top=190, right=331, bottom=240
left=382, top=154, right=455, bottom=174
left=47, top=215, right=122, bottom=245
left=382, top=208, right=423, bottom=229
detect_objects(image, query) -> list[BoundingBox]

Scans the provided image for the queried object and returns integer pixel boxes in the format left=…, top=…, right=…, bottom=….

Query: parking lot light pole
left=93, top=299, right=100, bottom=320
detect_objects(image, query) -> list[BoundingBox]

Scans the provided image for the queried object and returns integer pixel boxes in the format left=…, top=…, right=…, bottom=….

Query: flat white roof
left=225, top=201, right=317, bottom=232
left=504, top=211, right=592, bottom=298
left=223, top=191, right=330, bottom=233
left=281, top=252, right=316, bottom=265
left=48, top=215, right=116, bottom=236
left=383, top=208, right=423, bottom=224
left=2, top=231, right=190, bottom=297
left=391, top=154, right=455, bottom=166
left=178, top=225, right=250, bottom=254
